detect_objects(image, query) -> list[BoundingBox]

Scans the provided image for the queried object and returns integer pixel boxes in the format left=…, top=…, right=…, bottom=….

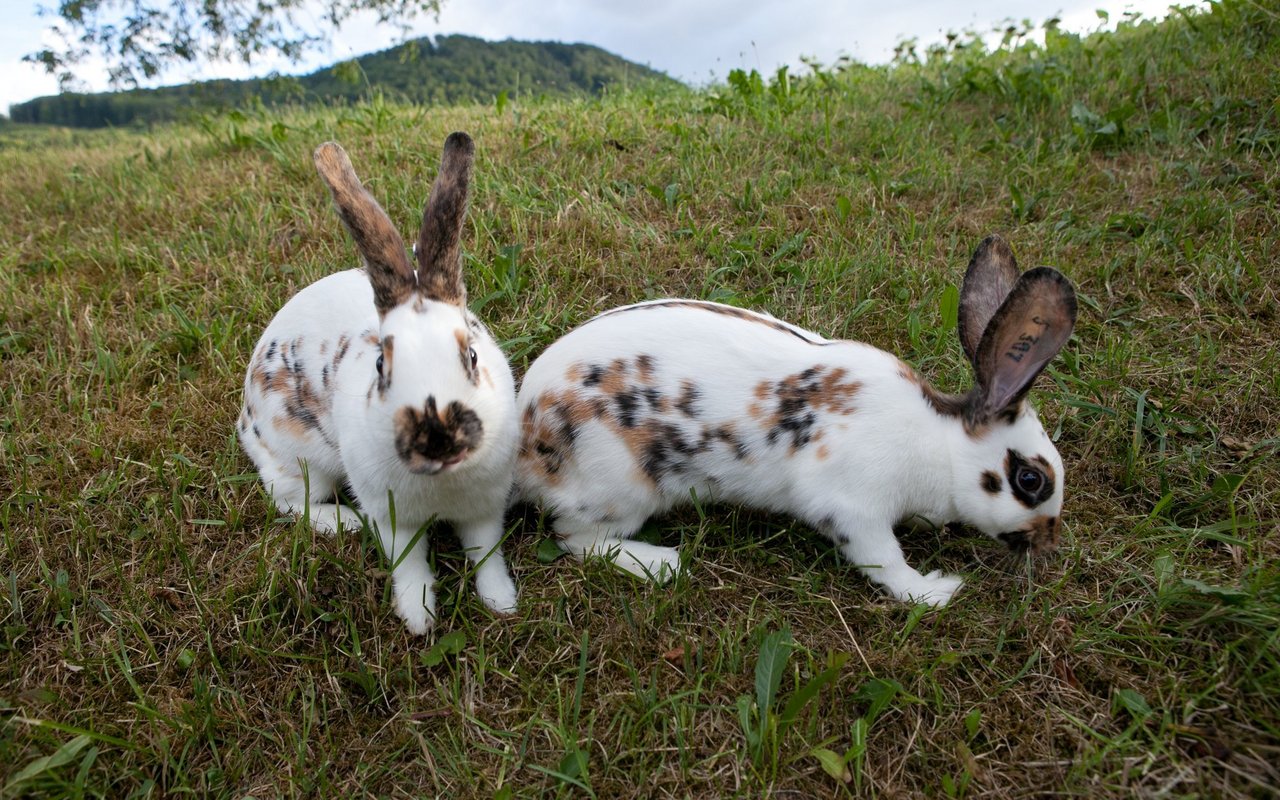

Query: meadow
left=2, top=2, right=1277, bottom=797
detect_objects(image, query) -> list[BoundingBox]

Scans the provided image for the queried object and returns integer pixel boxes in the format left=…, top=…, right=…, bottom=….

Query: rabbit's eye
left=1016, top=467, right=1044, bottom=494
left=468, top=347, right=478, bottom=370
left=376, top=354, right=385, bottom=376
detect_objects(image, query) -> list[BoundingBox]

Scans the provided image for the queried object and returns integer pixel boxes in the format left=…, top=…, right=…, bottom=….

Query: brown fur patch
left=251, top=337, right=330, bottom=441
left=752, top=366, right=861, bottom=452
left=1025, top=515, right=1061, bottom=554
left=519, top=364, right=749, bottom=489
left=674, top=380, right=701, bottom=417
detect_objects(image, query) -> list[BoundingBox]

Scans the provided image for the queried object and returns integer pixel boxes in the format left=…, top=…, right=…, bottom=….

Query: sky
left=2, top=0, right=1197, bottom=114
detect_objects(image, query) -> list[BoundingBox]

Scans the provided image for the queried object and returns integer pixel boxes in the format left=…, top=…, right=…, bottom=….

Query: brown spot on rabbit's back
left=752, top=366, right=861, bottom=452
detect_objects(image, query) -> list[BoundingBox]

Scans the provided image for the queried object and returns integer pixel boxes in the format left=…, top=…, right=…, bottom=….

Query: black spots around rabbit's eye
left=375, top=336, right=394, bottom=398
left=454, top=329, right=479, bottom=385
left=982, top=471, right=1002, bottom=494
left=1005, top=449, right=1055, bottom=508
left=748, top=366, right=861, bottom=453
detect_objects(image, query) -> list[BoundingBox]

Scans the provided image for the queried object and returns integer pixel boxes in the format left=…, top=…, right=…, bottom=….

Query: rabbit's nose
left=393, top=396, right=484, bottom=471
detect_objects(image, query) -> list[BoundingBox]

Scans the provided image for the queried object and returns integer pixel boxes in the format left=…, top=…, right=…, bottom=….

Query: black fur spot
left=982, top=471, right=1001, bottom=494
left=675, top=382, right=701, bottom=417
left=641, top=423, right=702, bottom=483
left=582, top=364, right=605, bottom=387
left=615, top=390, right=641, bottom=428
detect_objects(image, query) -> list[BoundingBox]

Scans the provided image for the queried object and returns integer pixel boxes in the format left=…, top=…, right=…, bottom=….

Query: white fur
left=515, top=298, right=1069, bottom=607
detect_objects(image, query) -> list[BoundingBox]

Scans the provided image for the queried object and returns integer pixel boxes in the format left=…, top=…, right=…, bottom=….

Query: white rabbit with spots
left=240, top=134, right=518, bottom=634
left=515, top=236, right=1076, bottom=606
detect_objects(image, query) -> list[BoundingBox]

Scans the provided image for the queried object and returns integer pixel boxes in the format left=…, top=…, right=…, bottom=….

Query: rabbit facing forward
left=515, top=236, right=1077, bottom=606
left=239, top=134, right=518, bottom=634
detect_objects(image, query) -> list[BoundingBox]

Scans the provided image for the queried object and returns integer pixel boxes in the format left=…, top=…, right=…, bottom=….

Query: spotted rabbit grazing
left=515, top=235, right=1077, bottom=606
left=239, top=134, right=519, bottom=634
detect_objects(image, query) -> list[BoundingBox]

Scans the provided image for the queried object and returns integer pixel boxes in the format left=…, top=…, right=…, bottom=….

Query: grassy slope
left=2, top=2, right=1277, bottom=797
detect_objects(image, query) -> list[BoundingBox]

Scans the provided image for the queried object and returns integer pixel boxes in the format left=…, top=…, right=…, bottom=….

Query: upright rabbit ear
left=958, top=235, right=1022, bottom=366
left=971, top=267, right=1077, bottom=420
left=314, top=142, right=415, bottom=316
left=416, top=132, right=474, bottom=306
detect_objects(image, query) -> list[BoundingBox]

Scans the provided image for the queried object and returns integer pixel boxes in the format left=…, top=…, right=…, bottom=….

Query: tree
left=27, top=0, right=446, bottom=89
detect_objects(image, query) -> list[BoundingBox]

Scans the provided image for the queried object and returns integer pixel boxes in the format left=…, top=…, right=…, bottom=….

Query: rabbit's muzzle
left=394, top=396, right=484, bottom=475
left=998, top=515, right=1060, bottom=556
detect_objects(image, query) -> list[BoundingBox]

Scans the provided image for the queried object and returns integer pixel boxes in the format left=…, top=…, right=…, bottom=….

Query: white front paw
left=617, top=543, right=681, bottom=584
left=308, top=504, right=361, bottom=536
left=475, top=567, right=518, bottom=615
left=895, top=569, right=963, bottom=607
left=393, top=582, right=437, bottom=636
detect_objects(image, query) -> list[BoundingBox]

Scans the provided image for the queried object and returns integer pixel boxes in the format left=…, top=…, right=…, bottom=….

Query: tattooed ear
left=971, top=267, right=1077, bottom=419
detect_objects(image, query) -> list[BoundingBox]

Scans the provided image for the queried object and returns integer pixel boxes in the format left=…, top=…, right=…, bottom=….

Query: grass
left=2, top=1, right=1278, bottom=796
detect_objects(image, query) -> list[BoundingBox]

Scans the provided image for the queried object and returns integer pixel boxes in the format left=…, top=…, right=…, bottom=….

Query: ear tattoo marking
left=1004, top=316, right=1052, bottom=363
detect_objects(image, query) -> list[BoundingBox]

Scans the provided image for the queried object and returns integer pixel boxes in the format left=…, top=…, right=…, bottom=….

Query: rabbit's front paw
left=893, top=570, right=963, bottom=607
left=394, top=582, right=437, bottom=635
left=475, top=566, right=518, bottom=615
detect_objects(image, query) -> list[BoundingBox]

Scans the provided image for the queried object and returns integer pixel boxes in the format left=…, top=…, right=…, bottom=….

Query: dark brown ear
left=972, top=267, right=1077, bottom=419
left=313, top=142, right=415, bottom=316
left=958, top=235, right=1022, bottom=365
left=415, top=132, right=474, bottom=306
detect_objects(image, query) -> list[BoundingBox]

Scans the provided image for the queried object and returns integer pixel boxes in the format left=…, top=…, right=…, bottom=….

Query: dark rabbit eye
left=468, top=347, right=478, bottom=370
left=1016, top=467, right=1044, bottom=494
left=376, top=354, right=385, bottom=376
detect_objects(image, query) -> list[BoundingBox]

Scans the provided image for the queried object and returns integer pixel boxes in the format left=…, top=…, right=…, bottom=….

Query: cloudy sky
left=3, top=0, right=1193, bottom=114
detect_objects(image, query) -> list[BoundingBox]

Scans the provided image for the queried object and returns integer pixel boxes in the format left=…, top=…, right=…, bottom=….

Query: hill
left=7, top=34, right=679, bottom=127
left=1, top=1, right=1277, bottom=798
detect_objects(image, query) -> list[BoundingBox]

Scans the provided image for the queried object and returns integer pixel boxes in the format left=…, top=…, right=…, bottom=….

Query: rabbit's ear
left=958, top=235, right=1022, bottom=365
left=314, top=142, right=415, bottom=316
left=415, top=132, right=474, bottom=306
left=971, top=267, right=1076, bottom=419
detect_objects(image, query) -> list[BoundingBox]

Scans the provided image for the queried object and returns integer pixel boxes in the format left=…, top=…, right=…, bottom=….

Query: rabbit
left=238, top=133, right=519, bottom=634
left=514, top=235, right=1076, bottom=606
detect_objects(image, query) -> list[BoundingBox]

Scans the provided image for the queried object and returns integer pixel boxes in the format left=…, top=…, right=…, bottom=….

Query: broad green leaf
left=536, top=538, right=566, bottom=564
left=779, top=652, right=849, bottom=730
left=811, top=747, right=851, bottom=783
left=754, top=628, right=794, bottom=717
left=5, top=734, right=91, bottom=792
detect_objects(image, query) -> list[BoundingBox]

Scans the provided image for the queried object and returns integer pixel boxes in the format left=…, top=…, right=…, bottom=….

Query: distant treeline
left=9, top=35, right=678, bottom=128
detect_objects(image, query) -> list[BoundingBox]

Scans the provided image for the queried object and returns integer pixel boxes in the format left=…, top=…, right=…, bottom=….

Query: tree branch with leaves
left=28, top=0, right=446, bottom=89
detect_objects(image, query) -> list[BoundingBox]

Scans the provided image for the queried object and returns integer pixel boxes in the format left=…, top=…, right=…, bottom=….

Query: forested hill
left=8, top=35, right=679, bottom=128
